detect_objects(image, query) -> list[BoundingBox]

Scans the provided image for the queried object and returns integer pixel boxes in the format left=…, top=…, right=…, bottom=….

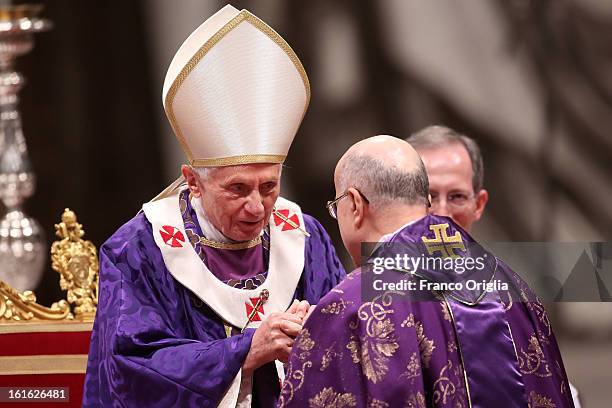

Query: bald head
left=335, top=135, right=429, bottom=210
left=337, top=135, right=423, bottom=175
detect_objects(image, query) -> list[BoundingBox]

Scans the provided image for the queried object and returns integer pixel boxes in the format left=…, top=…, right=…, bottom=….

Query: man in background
left=407, top=125, right=488, bottom=232
left=408, top=125, right=581, bottom=407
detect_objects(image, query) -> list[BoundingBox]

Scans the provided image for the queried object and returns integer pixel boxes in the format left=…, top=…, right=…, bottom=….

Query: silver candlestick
left=0, top=5, right=50, bottom=291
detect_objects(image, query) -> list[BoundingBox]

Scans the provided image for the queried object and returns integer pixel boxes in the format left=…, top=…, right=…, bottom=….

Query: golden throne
left=0, top=209, right=98, bottom=407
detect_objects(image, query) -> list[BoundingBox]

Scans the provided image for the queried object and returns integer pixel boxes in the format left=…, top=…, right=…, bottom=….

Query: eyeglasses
left=326, top=188, right=369, bottom=219
left=430, top=192, right=475, bottom=210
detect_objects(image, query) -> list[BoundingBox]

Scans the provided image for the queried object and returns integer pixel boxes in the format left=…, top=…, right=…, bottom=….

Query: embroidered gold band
left=190, top=154, right=286, bottom=167
left=199, top=236, right=262, bottom=250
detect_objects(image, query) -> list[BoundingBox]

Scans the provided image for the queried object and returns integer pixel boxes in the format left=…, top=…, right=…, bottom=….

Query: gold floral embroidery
left=279, top=330, right=317, bottom=406
left=350, top=292, right=398, bottom=331
left=518, top=334, right=552, bottom=378
left=499, top=289, right=513, bottom=311
left=555, top=361, right=570, bottom=397
left=527, top=391, right=556, bottom=408
left=416, top=322, right=435, bottom=368
left=401, top=313, right=415, bottom=328
left=432, top=360, right=457, bottom=405
left=400, top=312, right=436, bottom=369
left=321, top=299, right=354, bottom=316
left=440, top=301, right=452, bottom=322
left=367, top=398, right=389, bottom=408
left=346, top=292, right=401, bottom=384
left=404, top=391, right=426, bottom=408
left=278, top=360, right=314, bottom=407
left=400, top=352, right=420, bottom=380
left=309, top=387, right=357, bottom=408
left=320, top=343, right=342, bottom=372
left=296, top=329, right=315, bottom=360
left=526, top=301, right=552, bottom=337
left=447, top=340, right=457, bottom=353
left=347, top=317, right=399, bottom=383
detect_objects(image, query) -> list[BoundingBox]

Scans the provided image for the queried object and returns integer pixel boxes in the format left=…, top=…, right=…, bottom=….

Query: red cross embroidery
left=159, top=225, right=185, bottom=248
left=273, top=209, right=300, bottom=231
left=245, top=297, right=265, bottom=322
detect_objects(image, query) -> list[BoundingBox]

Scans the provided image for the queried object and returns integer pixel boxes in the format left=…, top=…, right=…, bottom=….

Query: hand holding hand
left=243, top=312, right=302, bottom=374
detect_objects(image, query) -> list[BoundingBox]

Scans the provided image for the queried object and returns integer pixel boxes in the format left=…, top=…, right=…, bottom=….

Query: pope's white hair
left=193, top=166, right=217, bottom=182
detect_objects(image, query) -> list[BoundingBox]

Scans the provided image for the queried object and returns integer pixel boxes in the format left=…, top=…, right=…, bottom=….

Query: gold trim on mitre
left=190, top=154, right=286, bottom=168
left=164, top=9, right=311, bottom=166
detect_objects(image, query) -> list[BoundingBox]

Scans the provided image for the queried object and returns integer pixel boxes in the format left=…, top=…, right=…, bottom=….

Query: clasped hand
left=242, top=299, right=315, bottom=374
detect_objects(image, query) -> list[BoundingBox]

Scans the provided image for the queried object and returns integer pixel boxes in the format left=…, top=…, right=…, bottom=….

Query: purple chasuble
left=83, top=201, right=346, bottom=407
left=279, top=215, right=574, bottom=408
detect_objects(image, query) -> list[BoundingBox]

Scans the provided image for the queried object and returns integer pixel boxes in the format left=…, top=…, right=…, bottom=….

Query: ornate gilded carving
left=0, top=208, right=98, bottom=324
left=50, top=208, right=99, bottom=320
left=0, top=280, right=70, bottom=321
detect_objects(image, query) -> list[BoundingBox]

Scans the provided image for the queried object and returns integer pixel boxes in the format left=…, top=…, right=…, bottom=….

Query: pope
left=83, top=5, right=345, bottom=407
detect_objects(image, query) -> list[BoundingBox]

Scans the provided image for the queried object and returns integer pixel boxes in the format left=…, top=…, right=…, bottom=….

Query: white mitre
left=153, top=5, right=309, bottom=200
left=157, top=5, right=309, bottom=200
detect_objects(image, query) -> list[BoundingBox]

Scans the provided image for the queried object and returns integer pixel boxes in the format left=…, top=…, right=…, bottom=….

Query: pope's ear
left=182, top=165, right=202, bottom=197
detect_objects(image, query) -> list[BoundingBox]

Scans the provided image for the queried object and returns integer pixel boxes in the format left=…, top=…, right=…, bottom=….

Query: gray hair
left=336, top=153, right=429, bottom=210
left=407, top=125, right=484, bottom=192
left=193, top=166, right=217, bottom=182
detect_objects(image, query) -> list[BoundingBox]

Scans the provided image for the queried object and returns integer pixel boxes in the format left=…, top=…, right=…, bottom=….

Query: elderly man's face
left=417, top=143, right=488, bottom=232
left=185, top=163, right=281, bottom=241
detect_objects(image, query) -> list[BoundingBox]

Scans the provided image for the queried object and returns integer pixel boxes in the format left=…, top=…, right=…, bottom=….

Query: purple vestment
left=279, top=215, right=574, bottom=408
left=83, top=207, right=345, bottom=407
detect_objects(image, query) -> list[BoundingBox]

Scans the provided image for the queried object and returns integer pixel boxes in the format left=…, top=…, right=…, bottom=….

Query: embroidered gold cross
left=421, top=223, right=466, bottom=258
left=241, top=289, right=270, bottom=333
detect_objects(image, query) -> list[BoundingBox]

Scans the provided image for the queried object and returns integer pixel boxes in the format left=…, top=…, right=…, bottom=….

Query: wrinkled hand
left=286, top=299, right=316, bottom=324
left=243, top=312, right=302, bottom=374
left=286, top=299, right=310, bottom=321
